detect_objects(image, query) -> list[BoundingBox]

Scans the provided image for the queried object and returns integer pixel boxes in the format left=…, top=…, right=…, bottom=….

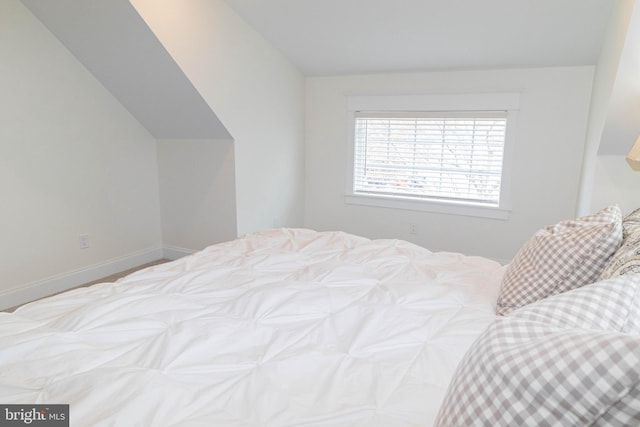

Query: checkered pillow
left=511, top=276, right=640, bottom=335
left=600, top=208, right=640, bottom=279
left=434, top=276, right=640, bottom=427
left=496, top=205, right=622, bottom=315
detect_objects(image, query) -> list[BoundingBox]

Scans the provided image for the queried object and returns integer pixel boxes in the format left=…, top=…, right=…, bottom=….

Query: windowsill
left=344, top=193, right=511, bottom=220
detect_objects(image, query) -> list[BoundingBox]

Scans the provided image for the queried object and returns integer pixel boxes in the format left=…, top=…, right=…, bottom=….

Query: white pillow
left=496, top=205, right=622, bottom=315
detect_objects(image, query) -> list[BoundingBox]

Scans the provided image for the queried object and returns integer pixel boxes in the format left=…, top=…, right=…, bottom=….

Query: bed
left=2, top=206, right=640, bottom=426
left=0, top=228, right=504, bottom=426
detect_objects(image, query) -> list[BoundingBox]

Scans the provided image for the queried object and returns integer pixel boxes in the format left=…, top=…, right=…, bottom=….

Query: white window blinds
left=353, top=111, right=508, bottom=206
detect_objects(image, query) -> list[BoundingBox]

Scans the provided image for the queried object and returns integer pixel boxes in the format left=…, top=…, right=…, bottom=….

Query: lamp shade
left=626, top=136, right=640, bottom=171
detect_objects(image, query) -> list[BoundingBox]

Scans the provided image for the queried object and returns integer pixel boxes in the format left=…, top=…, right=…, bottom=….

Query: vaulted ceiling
left=218, top=0, right=640, bottom=156
left=20, top=0, right=640, bottom=156
left=223, top=0, right=613, bottom=76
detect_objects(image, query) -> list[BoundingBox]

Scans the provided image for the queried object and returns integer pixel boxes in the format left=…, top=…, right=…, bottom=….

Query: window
left=346, top=94, right=519, bottom=219
left=354, top=111, right=506, bottom=205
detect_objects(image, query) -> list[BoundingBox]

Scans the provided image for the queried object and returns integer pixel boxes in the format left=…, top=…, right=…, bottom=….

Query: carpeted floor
left=4, top=259, right=171, bottom=313
left=80, top=259, right=171, bottom=287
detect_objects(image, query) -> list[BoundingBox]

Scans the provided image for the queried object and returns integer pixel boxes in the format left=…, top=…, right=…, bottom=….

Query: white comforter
left=0, top=229, right=505, bottom=426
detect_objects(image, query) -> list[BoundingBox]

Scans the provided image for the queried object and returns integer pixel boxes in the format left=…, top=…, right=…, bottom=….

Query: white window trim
left=345, top=92, right=520, bottom=220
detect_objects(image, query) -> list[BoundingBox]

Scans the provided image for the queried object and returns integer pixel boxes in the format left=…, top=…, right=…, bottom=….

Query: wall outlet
left=409, top=223, right=417, bottom=235
left=79, top=234, right=89, bottom=249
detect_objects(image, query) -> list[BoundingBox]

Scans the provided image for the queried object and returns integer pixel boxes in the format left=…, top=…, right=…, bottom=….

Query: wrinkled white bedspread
left=0, top=229, right=505, bottom=426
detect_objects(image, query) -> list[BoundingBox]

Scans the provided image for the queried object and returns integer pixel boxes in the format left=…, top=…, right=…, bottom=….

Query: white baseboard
left=0, top=246, right=164, bottom=311
left=162, top=245, right=196, bottom=260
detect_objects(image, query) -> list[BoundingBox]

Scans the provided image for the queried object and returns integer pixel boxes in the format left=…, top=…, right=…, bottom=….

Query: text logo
left=0, top=405, right=68, bottom=426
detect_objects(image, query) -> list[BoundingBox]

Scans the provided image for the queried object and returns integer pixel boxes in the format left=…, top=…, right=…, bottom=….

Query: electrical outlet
left=409, top=223, right=417, bottom=235
left=79, top=234, right=89, bottom=249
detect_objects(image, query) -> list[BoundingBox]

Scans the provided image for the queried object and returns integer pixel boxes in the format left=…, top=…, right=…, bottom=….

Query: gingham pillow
left=600, top=208, right=640, bottom=279
left=434, top=276, right=640, bottom=427
left=496, top=205, right=622, bottom=315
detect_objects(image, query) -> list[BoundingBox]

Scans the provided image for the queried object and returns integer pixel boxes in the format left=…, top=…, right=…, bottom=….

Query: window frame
left=345, top=93, right=520, bottom=220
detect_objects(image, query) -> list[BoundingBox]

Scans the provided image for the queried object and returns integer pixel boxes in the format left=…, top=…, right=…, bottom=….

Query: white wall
left=157, top=139, right=237, bottom=254
left=0, top=0, right=162, bottom=308
left=591, top=155, right=640, bottom=215
left=586, top=1, right=640, bottom=216
left=130, top=0, right=306, bottom=235
left=578, top=0, right=635, bottom=215
left=305, top=67, right=594, bottom=263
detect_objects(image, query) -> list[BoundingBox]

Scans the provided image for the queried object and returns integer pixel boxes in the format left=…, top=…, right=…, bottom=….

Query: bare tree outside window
left=354, top=113, right=507, bottom=206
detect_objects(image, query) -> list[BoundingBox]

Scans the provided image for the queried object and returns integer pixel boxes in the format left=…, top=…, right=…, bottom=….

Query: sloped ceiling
left=598, top=1, right=640, bottom=155
left=21, top=0, right=230, bottom=140
left=225, top=0, right=640, bottom=155
left=223, top=0, right=613, bottom=76
left=21, top=0, right=638, bottom=155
